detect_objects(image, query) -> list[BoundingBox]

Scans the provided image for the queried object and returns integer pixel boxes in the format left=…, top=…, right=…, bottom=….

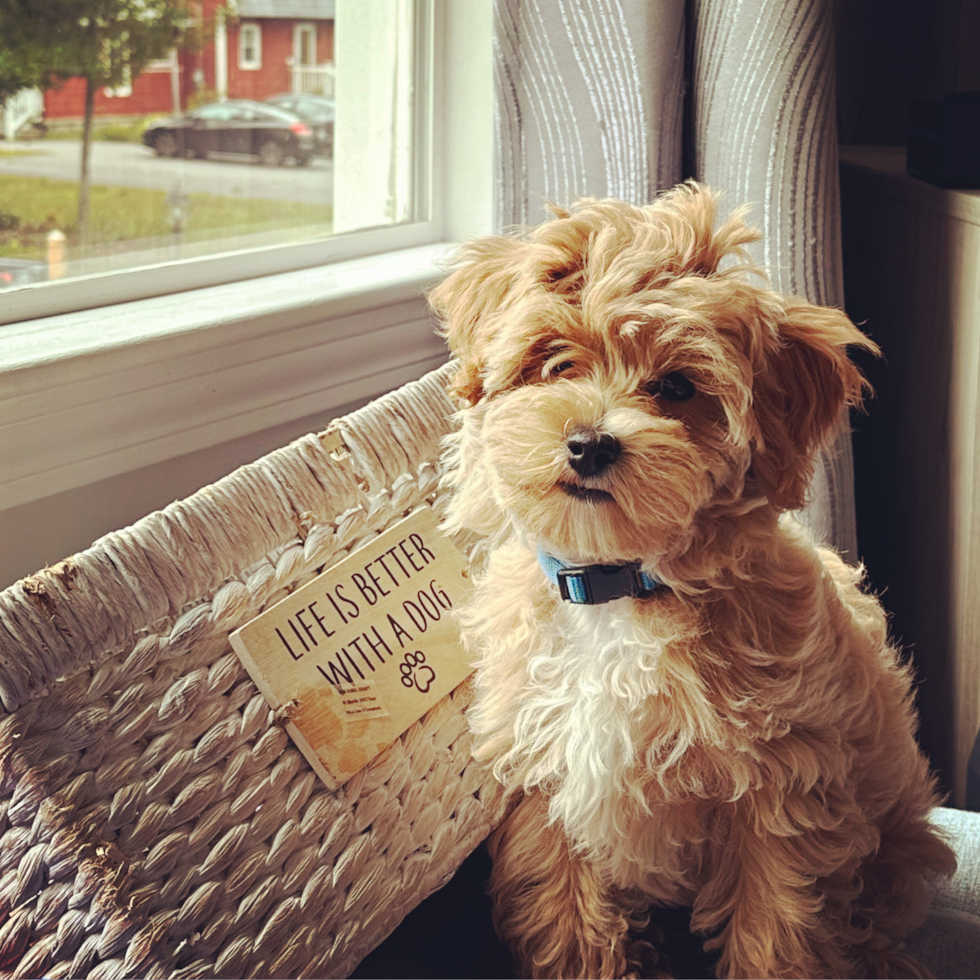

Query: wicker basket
left=0, top=361, right=505, bottom=980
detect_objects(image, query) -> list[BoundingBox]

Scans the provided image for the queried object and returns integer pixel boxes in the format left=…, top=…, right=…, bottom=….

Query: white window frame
left=238, top=21, right=262, bottom=71
left=147, top=50, right=179, bottom=73
left=0, top=0, right=493, bottom=516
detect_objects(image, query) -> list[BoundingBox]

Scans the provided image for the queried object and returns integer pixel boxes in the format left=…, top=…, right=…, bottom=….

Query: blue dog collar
left=537, top=546, right=660, bottom=605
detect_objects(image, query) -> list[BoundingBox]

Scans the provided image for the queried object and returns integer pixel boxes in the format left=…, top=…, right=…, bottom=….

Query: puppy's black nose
left=566, top=430, right=621, bottom=477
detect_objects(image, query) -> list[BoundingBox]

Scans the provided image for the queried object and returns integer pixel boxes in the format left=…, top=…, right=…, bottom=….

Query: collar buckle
left=556, top=562, right=657, bottom=605
left=538, top=545, right=660, bottom=604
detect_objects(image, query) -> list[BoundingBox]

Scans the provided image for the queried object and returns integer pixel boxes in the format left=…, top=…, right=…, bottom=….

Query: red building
left=43, top=0, right=335, bottom=120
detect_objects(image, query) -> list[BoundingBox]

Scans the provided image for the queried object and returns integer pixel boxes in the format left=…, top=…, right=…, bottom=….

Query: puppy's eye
left=653, top=372, right=696, bottom=402
left=544, top=261, right=581, bottom=285
left=542, top=354, right=575, bottom=380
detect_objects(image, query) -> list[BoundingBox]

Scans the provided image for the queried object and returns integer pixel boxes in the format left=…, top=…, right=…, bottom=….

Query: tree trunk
left=77, top=73, right=96, bottom=246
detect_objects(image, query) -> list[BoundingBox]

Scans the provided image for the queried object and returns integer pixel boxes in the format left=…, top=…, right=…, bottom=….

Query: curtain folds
left=493, top=0, right=686, bottom=225
left=493, top=0, right=857, bottom=557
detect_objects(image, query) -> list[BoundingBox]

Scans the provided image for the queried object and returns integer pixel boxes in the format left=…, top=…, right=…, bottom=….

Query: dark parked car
left=142, top=100, right=316, bottom=166
left=0, top=257, right=47, bottom=288
left=264, top=93, right=334, bottom=158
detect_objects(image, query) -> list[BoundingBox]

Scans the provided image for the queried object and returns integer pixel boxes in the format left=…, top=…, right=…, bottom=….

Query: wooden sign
left=230, top=507, right=474, bottom=787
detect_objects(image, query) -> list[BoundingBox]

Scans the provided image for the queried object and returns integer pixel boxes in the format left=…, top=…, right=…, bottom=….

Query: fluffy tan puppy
left=428, top=182, right=956, bottom=980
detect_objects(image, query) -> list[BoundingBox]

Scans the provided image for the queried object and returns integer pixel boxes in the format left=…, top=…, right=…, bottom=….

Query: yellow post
left=47, top=229, right=66, bottom=280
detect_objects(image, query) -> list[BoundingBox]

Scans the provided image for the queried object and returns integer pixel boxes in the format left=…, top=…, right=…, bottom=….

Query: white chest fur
left=463, top=546, right=710, bottom=894
left=515, top=602, right=663, bottom=830
left=516, top=601, right=714, bottom=896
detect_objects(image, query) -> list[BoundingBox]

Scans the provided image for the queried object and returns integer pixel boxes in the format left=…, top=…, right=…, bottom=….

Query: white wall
left=0, top=395, right=369, bottom=590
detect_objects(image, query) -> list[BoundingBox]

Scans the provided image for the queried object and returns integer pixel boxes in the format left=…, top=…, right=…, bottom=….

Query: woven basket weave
left=0, top=361, right=505, bottom=980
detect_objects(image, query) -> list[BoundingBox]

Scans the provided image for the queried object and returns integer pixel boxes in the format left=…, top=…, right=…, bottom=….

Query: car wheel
left=154, top=132, right=179, bottom=157
left=258, top=139, right=285, bottom=166
left=295, top=154, right=312, bottom=167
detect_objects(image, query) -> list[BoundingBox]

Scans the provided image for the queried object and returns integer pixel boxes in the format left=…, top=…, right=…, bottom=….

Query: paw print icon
left=400, top=651, right=436, bottom=693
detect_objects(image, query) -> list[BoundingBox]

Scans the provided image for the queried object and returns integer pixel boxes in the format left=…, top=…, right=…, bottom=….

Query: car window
left=195, top=104, right=232, bottom=120
left=260, top=104, right=301, bottom=123
left=306, top=99, right=334, bottom=116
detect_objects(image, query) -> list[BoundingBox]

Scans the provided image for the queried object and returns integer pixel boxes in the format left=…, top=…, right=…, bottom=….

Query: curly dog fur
left=429, top=182, right=956, bottom=979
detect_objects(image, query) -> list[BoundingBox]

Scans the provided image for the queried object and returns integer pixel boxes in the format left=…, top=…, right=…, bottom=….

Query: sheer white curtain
left=493, top=0, right=857, bottom=556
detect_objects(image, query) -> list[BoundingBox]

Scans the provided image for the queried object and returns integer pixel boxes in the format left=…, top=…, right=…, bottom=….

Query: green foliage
left=0, top=0, right=199, bottom=90
left=0, top=47, right=27, bottom=100
left=99, top=118, right=151, bottom=141
left=187, top=87, right=221, bottom=111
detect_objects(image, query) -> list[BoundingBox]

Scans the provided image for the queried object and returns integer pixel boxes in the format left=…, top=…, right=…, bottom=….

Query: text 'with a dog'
left=230, top=507, right=474, bottom=788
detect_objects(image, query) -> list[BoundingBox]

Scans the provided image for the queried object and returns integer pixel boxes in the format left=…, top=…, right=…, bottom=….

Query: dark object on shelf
left=908, top=92, right=980, bottom=188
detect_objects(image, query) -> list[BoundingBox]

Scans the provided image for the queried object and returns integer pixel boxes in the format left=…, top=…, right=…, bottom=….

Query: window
left=0, top=0, right=493, bottom=528
left=1, top=0, right=440, bottom=324
left=294, top=23, right=316, bottom=66
left=238, top=22, right=262, bottom=70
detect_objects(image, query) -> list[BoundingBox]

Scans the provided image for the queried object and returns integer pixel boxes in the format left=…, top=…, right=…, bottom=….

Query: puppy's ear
left=751, top=302, right=878, bottom=511
left=428, top=237, right=525, bottom=404
left=650, top=181, right=762, bottom=278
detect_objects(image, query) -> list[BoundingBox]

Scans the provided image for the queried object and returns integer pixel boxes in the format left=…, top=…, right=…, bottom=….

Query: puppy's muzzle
left=566, top=429, right=621, bottom=478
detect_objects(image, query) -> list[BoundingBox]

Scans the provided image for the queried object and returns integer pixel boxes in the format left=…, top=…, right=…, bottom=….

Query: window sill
left=0, top=243, right=452, bottom=513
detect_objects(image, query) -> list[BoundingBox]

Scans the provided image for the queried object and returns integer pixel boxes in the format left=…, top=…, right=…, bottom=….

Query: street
left=0, top=138, right=333, bottom=206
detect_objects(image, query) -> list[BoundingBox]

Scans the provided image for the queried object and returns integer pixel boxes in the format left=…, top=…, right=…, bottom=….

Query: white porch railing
left=1, top=88, right=44, bottom=140
left=289, top=62, right=335, bottom=98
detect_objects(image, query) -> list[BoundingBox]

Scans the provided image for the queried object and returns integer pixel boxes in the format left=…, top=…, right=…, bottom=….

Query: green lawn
left=44, top=116, right=167, bottom=144
left=0, top=147, right=41, bottom=158
left=0, top=175, right=333, bottom=261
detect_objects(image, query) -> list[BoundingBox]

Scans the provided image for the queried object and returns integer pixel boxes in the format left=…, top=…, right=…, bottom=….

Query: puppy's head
left=430, top=182, right=876, bottom=565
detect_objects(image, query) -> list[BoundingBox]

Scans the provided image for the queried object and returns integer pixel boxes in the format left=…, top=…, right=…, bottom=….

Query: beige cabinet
left=841, top=146, right=980, bottom=806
